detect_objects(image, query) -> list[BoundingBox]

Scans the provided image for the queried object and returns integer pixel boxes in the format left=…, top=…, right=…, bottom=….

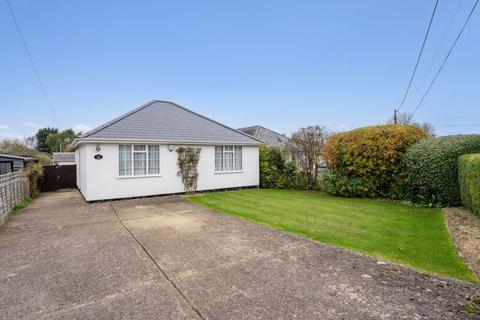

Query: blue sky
left=1, top=0, right=479, bottom=139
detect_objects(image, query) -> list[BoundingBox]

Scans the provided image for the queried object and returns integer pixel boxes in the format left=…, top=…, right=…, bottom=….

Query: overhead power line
left=412, top=0, right=479, bottom=116
left=5, top=0, right=60, bottom=127
left=397, top=0, right=439, bottom=112
left=411, top=0, right=465, bottom=100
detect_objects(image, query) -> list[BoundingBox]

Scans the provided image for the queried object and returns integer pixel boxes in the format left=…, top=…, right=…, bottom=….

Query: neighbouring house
left=0, top=154, right=37, bottom=175
left=71, top=100, right=263, bottom=201
left=237, top=125, right=290, bottom=148
left=52, top=152, right=76, bottom=165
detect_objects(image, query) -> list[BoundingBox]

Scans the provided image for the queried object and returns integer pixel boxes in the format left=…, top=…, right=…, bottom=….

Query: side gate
left=41, top=165, right=77, bottom=192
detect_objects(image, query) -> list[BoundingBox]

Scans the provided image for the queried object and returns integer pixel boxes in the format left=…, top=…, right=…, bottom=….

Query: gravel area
left=443, top=207, right=480, bottom=278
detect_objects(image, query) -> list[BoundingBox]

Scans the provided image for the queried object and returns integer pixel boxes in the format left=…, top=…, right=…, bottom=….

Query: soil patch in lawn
left=443, top=207, right=480, bottom=278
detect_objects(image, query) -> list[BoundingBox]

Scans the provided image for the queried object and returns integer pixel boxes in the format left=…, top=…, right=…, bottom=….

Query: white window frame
left=214, top=146, right=242, bottom=173
left=118, top=144, right=161, bottom=178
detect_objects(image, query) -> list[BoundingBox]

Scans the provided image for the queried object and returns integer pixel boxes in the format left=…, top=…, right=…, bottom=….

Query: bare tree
left=388, top=111, right=435, bottom=137
left=25, top=135, right=37, bottom=149
left=289, top=126, right=328, bottom=183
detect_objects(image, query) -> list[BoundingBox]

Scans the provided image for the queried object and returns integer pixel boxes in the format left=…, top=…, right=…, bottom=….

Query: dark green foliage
left=321, top=124, right=428, bottom=198
left=319, top=169, right=371, bottom=197
left=35, top=127, right=58, bottom=153
left=259, top=146, right=297, bottom=189
left=293, top=171, right=321, bottom=190
left=402, top=135, right=480, bottom=206
left=45, top=129, right=78, bottom=152
left=458, top=154, right=480, bottom=215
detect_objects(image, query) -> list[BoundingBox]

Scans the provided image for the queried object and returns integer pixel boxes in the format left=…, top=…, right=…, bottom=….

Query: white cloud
left=0, top=124, right=11, bottom=130
left=23, top=121, right=45, bottom=129
left=0, top=132, right=24, bottom=140
left=73, top=124, right=93, bottom=133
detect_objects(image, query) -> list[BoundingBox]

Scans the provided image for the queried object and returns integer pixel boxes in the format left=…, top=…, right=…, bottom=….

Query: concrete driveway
left=1, top=190, right=479, bottom=319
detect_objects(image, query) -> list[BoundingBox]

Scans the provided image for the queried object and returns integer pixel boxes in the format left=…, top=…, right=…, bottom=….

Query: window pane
left=133, top=152, right=147, bottom=175
left=234, top=146, right=242, bottom=171
left=225, top=151, right=234, bottom=171
left=148, top=145, right=160, bottom=174
left=134, top=145, right=146, bottom=151
left=119, top=145, right=132, bottom=176
left=224, top=146, right=233, bottom=152
left=215, top=146, right=223, bottom=171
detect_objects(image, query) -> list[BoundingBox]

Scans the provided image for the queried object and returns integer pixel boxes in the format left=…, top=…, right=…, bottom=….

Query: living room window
left=119, top=144, right=160, bottom=176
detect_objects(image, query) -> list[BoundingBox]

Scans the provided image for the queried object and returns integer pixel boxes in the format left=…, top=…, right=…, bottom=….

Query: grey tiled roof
left=78, top=101, right=262, bottom=145
left=237, top=125, right=290, bottom=148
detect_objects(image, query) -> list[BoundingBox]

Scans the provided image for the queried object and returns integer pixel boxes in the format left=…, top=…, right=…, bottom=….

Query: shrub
left=23, top=162, right=44, bottom=198
left=322, top=124, right=427, bottom=198
left=259, top=146, right=297, bottom=189
left=458, top=154, right=480, bottom=215
left=319, top=169, right=371, bottom=197
left=402, top=135, right=480, bottom=206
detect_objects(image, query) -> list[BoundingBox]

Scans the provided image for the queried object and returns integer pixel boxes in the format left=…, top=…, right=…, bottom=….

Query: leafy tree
left=289, top=126, right=328, bottom=186
left=25, top=135, right=37, bottom=149
left=35, top=127, right=58, bottom=153
left=45, top=129, right=78, bottom=152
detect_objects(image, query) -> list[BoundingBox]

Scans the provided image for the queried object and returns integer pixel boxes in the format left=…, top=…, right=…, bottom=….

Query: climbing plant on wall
left=176, top=147, right=201, bottom=193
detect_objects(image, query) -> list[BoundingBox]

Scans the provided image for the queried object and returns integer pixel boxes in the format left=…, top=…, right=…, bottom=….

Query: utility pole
left=394, top=109, right=398, bottom=125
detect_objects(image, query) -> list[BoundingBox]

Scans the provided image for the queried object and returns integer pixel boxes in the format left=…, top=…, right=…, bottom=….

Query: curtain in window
left=134, top=145, right=146, bottom=152
left=215, top=146, right=223, bottom=171
left=133, top=147, right=147, bottom=176
left=148, top=145, right=160, bottom=174
left=234, top=147, right=242, bottom=171
left=119, top=145, right=132, bottom=176
left=224, top=146, right=234, bottom=171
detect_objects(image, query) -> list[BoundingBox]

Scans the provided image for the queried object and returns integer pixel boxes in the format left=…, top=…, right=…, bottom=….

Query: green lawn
left=188, top=189, right=478, bottom=283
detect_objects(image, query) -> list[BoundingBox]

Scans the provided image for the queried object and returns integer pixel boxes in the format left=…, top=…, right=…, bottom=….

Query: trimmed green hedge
left=402, top=135, right=480, bottom=206
left=458, top=154, right=480, bottom=215
left=322, top=124, right=428, bottom=198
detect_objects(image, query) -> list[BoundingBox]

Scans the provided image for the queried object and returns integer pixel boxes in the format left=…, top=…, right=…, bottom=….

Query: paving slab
left=0, top=190, right=200, bottom=320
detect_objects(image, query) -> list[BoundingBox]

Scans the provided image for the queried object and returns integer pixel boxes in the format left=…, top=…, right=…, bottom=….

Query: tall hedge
left=322, top=124, right=428, bottom=198
left=458, top=154, right=480, bottom=215
left=402, top=135, right=480, bottom=206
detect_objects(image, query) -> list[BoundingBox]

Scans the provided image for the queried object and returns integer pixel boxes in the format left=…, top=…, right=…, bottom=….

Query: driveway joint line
left=109, top=203, right=205, bottom=320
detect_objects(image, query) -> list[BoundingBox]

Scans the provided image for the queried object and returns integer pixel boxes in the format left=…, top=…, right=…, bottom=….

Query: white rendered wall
left=75, top=147, right=87, bottom=193
left=76, top=143, right=259, bottom=201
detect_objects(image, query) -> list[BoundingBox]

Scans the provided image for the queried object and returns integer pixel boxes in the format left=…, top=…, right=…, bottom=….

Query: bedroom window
left=119, top=144, right=160, bottom=176
left=215, top=146, right=242, bottom=172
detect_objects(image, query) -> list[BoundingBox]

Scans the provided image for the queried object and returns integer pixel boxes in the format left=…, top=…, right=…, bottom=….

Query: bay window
left=119, top=144, right=160, bottom=176
left=215, top=146, right=242, bottom=172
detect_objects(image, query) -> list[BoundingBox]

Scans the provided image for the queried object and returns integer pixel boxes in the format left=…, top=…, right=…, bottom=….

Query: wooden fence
left=0, top=171, right=30, bottom=224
